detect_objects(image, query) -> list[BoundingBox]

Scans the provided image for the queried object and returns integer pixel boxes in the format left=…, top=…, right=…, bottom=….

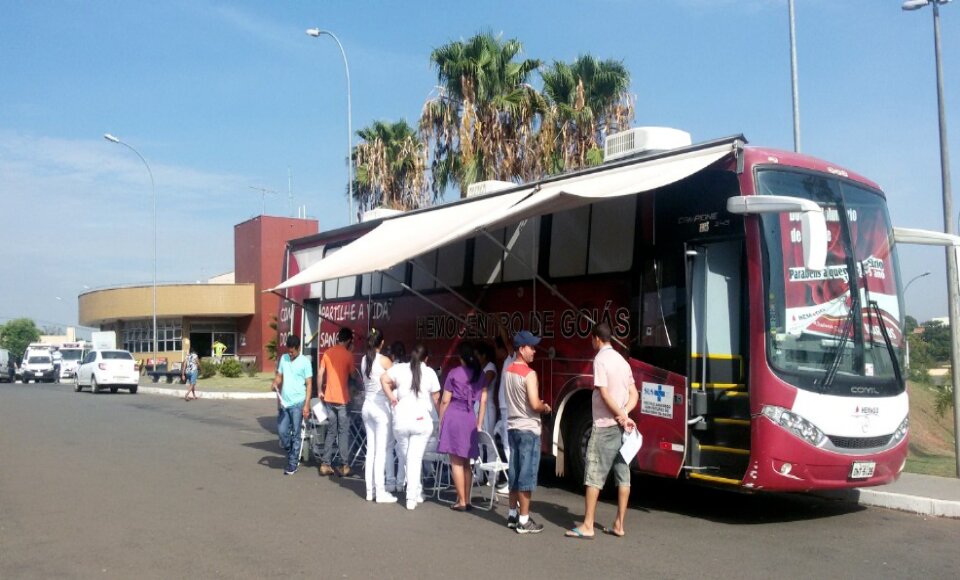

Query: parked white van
left=0, top=348, right=13, bottom=383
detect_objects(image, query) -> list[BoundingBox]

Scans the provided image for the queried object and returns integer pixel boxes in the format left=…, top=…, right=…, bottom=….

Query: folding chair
left=472, top=430, right=509, bottom=511
left=343, top=409, right=367, bottom=469
left=422, top=450, right=453, bottom=502
left=300, top=398, right=326, bottom=463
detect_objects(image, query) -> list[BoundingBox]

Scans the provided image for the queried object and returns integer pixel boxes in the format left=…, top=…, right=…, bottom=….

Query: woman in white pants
left=381, top=343, right=440, bottom=510
left=360, top=329, right=397, bottom=503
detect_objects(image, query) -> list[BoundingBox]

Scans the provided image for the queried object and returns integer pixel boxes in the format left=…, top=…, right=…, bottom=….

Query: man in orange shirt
left=318, top=327, right=361, bottom=477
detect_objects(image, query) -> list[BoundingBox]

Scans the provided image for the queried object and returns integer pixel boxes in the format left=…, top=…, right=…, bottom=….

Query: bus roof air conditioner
left=360, top=207, right=404, bottom=222
left=727, top=195, right=827, bottom=271
left=466, top=180, right=515, bottom=197
left=604, top=127, right=693, bottom=163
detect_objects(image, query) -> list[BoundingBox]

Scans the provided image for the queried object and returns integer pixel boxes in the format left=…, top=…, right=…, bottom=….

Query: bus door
left=686, top=239, right=750, bottom=485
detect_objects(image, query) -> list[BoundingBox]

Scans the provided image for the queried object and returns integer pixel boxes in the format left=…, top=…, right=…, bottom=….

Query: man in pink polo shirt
left=565, top=322, right=638, bottom=540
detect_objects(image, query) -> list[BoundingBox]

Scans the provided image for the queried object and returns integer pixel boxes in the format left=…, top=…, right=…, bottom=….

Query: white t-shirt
left=360, top=353, right=388, bottom=397
left=387, top=362, right=441, bottom=420
left=475, top=361, right=497, bottom=415
left=498, top=353, right=517, bottom=411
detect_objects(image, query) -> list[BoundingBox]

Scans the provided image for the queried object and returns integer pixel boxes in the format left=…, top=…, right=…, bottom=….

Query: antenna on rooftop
left=248, top=186, right=278, bottom=216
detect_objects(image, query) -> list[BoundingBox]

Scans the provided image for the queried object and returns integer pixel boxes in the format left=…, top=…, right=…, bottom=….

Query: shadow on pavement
left=535, top=457, right=865, bottom=525
left=255, top=415, right=278, bottom=434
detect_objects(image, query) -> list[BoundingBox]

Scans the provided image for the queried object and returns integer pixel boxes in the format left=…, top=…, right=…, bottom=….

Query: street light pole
left=903, top=271, right=931, bottom=370
left=902, top=0, right=959, bottom=477
left=788, top=0, right=801, bottom=152
left=104, top=134, right=158, bottom=370
left=306, top=27, right=354, bottom=225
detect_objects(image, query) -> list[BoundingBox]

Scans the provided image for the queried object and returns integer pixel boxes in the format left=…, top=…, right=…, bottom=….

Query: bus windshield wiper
left=869, top=300, right=904, bottom=386
left=820, top=308, right=854, bottom=392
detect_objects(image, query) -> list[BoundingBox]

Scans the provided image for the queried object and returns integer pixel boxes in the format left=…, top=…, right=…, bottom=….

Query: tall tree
left=352, top=120, right=431, bottom=213
left=421, top=32, right=544, bottom=197
left=0, top=318, right=41, bottom=363
left=539, top=55, right=634, bottom=174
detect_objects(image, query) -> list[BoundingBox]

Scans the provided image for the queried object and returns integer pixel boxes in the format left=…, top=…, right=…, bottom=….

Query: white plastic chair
left=472, top=430, right=509, bottom=511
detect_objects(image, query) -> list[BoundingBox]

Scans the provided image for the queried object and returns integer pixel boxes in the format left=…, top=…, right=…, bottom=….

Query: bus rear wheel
left=564, top=405, right=593, bottom=488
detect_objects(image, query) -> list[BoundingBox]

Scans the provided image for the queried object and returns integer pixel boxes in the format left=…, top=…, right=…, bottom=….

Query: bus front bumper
left=742, top=416, right=909, bottom=492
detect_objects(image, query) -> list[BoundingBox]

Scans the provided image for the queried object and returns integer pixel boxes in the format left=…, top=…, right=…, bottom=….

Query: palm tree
left=539, top=55, right=634, bottom=174
left=420, top=32, right=544, bottom=197
left=352, top=120, right=432, bottom=213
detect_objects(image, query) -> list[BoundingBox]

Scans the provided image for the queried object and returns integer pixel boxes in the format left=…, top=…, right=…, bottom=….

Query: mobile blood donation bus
left=270, top=128, right=957, bottom=492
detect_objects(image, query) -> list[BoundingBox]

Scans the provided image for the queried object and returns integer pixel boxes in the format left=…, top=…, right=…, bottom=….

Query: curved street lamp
left=103, top=133, right=158, bottom=369
left=902, top=0, right=959, bottom=478
left=306, top=27, right=354, bottom=224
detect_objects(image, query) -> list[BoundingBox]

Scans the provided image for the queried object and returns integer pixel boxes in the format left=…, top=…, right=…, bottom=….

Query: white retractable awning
left=273, top=188, right=532, bottom=291
left=272, top=140, right=736, bottom=291
left=482, top=140, right=736, bottom=230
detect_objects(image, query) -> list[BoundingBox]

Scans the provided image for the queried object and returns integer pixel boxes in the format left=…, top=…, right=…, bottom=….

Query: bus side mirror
left=727, top=195, right=827, bottom=271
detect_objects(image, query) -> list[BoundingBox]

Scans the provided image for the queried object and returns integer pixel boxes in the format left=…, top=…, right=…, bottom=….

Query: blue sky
left=1, top=0, right=958, bottom=330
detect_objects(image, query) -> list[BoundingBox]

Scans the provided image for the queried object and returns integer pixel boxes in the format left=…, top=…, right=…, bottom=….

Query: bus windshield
left=757, top=168, right=905, bottom=397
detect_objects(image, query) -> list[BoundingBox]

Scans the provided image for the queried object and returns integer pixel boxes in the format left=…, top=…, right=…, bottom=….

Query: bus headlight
left=761, top=406, right=826, bottom=447
left=890, top=417, right=909, bottom=445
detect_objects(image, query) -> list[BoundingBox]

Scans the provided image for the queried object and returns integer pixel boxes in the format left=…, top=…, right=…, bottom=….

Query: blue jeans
left=507, top=429, right=541, bottom=492
left=322, top=403, right=351, bottom=467
left=277, top=402, right=304, bottom=471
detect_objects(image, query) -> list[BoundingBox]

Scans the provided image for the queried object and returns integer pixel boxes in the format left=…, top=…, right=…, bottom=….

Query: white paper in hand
left=619, top=428, right=643, bottom=463
left=312, top=400, right=329, bottom=424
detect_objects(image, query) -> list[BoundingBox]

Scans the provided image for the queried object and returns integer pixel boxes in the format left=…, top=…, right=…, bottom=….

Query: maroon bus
left=274, top=128, right=920, bottom=492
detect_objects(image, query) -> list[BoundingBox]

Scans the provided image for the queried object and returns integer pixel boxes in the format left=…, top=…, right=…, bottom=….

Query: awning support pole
left=409, top=257, right=486, bottom=313
left=378, top=270, right=471, bottom=327
left=478, top=227, right=630, bottom=351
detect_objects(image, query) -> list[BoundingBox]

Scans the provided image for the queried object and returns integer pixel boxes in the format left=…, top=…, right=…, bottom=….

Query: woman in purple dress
left=437, top=342, right=488, bottom=510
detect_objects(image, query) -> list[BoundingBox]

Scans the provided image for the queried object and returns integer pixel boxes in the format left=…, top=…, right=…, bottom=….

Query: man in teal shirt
left=272, top=335, right=313, bottom=475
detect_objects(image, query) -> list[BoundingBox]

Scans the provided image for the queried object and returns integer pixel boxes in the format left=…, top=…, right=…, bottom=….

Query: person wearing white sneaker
left=381, top=344, right=441, bottom=511
left=360, top=329, right=398, bottom=503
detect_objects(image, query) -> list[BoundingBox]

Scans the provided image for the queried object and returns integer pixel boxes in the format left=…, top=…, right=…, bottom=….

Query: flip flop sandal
left=564, top=527, right=595, bottom=540
left=601, top=526, right=625, bottom=538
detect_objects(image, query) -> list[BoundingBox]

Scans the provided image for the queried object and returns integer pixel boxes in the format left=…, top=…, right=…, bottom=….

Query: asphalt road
left=1, top=383, right=958, bottom=580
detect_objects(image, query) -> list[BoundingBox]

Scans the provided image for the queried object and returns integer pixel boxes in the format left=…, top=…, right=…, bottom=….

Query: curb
left=854, top=488, right=960, bottom=519
left=138, top=386, right=275, bottom=400
left=815, top=487, right=960, bottom=519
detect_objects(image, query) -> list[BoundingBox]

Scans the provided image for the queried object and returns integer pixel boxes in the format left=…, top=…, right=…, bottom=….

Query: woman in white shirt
left=381, top=343, right=441, bottom=510
left=360, top=329, right=397, bottom=503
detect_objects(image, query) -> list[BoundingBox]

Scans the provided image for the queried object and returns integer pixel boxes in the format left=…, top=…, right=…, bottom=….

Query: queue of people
left=273, top=322, right=639, bottom=537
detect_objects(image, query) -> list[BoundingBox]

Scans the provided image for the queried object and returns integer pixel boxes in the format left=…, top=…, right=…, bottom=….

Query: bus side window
left=588, top=196, right=636, bottom=274
left=361, top=262, right=405, bottom=296
left=549, top=206, right=590, bottom=277
left=437, top=240, right=465, bottom=287
left=411, top=252, right=438, bottom=291
left=323, top=246, right=357, bottom=299
left=473, top=221, right=537, bottom=285
left=549, top=197, right=636, bottom=278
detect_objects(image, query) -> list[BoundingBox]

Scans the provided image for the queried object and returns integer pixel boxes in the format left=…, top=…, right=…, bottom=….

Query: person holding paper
left=565, top=323, right=638, bottom=540
left=272, top=335, right=313, bottom=476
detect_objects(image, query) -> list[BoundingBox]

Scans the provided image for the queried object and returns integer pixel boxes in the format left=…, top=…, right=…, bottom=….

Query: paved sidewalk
left=138, top=385, right=275, bottom=400
left=139, top=385, right=960, bottom=518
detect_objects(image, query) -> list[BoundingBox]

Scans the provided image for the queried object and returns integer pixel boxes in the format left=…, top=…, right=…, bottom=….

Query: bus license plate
left=850, top=461, right=875, bottom=479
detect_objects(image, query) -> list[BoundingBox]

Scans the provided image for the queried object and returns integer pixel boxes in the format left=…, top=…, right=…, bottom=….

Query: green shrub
left=199, top=358, right=218, bottom=379
left=241, top=359, right=258, bottom=378
left=219, top=358, right=243, bottom=378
